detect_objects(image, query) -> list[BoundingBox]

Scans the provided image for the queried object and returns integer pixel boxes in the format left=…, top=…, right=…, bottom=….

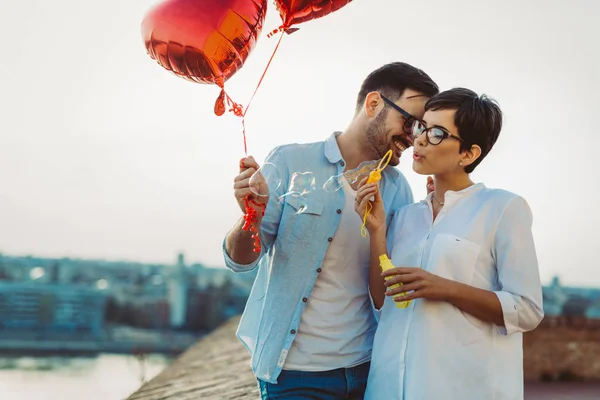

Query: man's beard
left=364, top=109, right=399, bottom=166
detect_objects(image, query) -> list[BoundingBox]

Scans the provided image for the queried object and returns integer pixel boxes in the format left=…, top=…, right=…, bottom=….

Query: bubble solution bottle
left=379, top=254, right=411, bottom=309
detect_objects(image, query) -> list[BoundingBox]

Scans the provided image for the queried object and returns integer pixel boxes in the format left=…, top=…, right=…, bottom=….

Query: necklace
left=432, top=194, right=444, bottom=206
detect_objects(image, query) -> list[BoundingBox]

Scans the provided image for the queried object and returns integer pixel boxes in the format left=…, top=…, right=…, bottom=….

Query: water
left=0, top=354, right=172, bottom=400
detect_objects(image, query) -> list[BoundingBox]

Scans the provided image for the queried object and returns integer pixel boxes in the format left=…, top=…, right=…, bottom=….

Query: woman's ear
left=460, top=144, right=482, bottom=168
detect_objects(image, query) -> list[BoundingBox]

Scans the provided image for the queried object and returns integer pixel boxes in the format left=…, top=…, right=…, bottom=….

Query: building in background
left=0, top=282, right=107, bottom=336
left=542, top=276, right=600, bottom=318
left=168, top=253, right=189, bottom=329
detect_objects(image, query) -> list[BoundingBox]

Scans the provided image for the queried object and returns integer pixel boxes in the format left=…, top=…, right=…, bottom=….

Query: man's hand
left=234, top=156, right=269, bottom=214
left=426, top=176, right=434, bottom=195
left=354, top=178, right=386, bottom=234
left=382, top=267, right=455, bottom=303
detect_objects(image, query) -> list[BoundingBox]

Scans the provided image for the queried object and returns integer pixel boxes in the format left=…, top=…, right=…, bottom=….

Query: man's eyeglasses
left=380, top=94, right=416, bottom=135
left=411, top=120, right=465, bottom=146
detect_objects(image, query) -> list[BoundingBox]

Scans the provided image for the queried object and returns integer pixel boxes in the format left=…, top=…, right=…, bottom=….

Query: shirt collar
left=423, top=182, right=486, bottom=206
left=324, top=131, right=344, bottom=164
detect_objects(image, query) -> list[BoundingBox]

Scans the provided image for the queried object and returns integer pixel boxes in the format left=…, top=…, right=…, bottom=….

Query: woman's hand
left=382, top=267, right=456, bottom=303
left=354, top=177, right=386, bottom=234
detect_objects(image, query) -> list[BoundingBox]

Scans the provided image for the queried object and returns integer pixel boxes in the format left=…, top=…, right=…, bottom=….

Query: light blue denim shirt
left=222, top=132, right=414, bottom=384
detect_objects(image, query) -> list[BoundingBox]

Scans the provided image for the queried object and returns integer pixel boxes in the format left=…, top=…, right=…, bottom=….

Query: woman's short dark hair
left=356, top=62, right=439, bottom=112
left=425, top=88, right=503, bottom=173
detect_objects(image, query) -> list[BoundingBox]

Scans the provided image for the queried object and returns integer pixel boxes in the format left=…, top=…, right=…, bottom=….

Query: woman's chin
left=412, top=161, right=432, bottom=175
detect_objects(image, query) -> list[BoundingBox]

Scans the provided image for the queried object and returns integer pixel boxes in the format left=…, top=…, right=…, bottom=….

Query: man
left=223, top=62, right=439, bottom=399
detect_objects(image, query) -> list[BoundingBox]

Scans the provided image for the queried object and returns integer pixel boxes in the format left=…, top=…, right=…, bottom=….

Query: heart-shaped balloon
left=142, top=0, right=267, bottom=94
left=274, top=0, right=353, bottom=29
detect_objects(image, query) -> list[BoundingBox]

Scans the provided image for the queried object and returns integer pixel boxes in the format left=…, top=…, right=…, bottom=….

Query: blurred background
left=0, top=0, right=599, bottom=399
left=0, top=252, right=254, bottom=399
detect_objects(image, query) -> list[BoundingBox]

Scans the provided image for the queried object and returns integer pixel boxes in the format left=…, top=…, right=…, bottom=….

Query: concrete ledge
left=127, top=316, right=258, bottom=400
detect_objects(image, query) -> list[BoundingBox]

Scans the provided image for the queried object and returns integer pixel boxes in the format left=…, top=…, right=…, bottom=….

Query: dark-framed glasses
left=380, top=94, right=416, bottom=135
left=411, top=120, right=465, bottom=146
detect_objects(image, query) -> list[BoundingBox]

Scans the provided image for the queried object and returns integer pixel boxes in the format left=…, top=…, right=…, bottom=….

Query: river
left=0, top=354, right=172, bottom=400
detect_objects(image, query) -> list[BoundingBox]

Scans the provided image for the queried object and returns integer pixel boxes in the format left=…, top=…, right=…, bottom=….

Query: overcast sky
left=0, top=0, right=598, bottom=286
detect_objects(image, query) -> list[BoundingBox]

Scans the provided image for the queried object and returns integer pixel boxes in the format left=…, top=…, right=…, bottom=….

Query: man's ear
left=461, top=144, right=482, bottom=168
left=363, top=91, right=384, bottom=118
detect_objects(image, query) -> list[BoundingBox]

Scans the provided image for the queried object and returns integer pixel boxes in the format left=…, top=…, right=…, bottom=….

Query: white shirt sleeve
left=492, top=196, right=544, bottom=335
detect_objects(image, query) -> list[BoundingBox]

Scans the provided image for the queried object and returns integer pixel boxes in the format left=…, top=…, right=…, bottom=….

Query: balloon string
left=222, top=92, right=247, bottom=155
left=243, top=30, right=285, bottom=118
left=360, top=149, right=394, bottom=237
left=239, top=158, right=266, bottom=253
left=220, top=30, right=285, bottom=156
left=242, top=195, right=266, bottom=253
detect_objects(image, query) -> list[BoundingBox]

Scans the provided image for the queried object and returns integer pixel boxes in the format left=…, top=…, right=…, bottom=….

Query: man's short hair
left=356, top=62, right=439, bottom=112
left=425, top=88, right=503, bottom=173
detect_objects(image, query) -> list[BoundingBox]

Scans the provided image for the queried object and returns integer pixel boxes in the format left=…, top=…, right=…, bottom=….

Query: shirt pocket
left=426, top=233, right=481, bottom=285
left=278, top=196, right=325, bottom=244
left=427, top=234, right=490, bottom=342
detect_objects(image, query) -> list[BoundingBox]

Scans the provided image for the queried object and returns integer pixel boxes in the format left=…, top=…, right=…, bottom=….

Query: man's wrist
left=237, top=215, right=263, bottom=234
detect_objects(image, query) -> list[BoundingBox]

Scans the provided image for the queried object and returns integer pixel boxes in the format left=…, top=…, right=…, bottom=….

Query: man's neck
left=336, top=125, right=374, bottom=171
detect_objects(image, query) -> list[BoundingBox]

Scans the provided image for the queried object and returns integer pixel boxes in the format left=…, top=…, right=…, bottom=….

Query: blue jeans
left=257, top=362, right=370, bottom=400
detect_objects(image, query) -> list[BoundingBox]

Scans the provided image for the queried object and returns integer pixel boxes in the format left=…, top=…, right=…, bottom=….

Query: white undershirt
left=283, top=178, right=376, bottom=371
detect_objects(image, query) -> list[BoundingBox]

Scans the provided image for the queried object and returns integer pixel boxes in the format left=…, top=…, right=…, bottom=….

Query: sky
left=0, top=0, right=598, bottom=286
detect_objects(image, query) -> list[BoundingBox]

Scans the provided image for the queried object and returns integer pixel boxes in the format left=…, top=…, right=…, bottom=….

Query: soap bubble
left=249, top=162, right=281, bottom=197
left=280, top=172, right=316, bottom=198
left=278, top=172, right=317, bottom=215
left=296, top=200, right=308, bottom=215
left=285, top=194, right=311, bottom=215
left=322, top=174, right=344, bottom=193
left=323, top=159, right=380, bottom=193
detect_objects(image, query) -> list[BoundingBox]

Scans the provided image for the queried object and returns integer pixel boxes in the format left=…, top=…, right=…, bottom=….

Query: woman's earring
left=459, top=161, right=463, bottom=166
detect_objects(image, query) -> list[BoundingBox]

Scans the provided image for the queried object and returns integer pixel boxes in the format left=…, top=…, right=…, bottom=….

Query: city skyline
left=1, top=0, right=598, bottom=286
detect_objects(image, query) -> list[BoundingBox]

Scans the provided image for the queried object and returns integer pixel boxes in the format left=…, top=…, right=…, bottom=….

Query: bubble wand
left=360, top=149, right=393, bottom=238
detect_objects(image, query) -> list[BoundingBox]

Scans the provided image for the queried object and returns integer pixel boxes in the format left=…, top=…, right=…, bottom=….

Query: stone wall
left=127, top=316, right=600, bottom=400
left=524, top=316, right=600, bottom=381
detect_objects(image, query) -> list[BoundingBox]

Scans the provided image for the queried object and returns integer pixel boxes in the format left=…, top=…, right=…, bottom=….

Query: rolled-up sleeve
left=492, top=196, right=544, bottom=335
left=222, top=146, right=289, bottom=273
left=222, top=237, right=264, bottom=273
left=368, top=286, right=383, bottom=322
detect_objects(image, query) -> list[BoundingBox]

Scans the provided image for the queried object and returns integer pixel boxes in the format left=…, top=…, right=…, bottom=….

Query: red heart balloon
left=274, top=0, right=352, bottom=29
left=142, top=0, right=267, bottom=89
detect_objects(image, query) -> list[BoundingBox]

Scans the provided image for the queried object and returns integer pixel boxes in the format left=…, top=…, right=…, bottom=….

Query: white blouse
left=365, top=183, right=544, bottom=400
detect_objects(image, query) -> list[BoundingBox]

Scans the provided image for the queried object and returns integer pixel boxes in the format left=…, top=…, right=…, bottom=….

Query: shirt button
left=290, top=329, right=296, bottom=334
left=327, top=237, right=333, bottom=242
left=302, top=297, right=308, bottom=302
left=336, top=209, right=342, bottom=214
left=340, top=161, right=345, bottom=167
left=317, top=268, right=322, bottom=273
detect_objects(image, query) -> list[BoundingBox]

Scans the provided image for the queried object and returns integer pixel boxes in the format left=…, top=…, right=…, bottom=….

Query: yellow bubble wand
left=360, top=149, right=393, bottom=237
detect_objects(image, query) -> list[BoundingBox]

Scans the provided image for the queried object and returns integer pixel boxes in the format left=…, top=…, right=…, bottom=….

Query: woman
left=355, top=88, right=544, bottom=399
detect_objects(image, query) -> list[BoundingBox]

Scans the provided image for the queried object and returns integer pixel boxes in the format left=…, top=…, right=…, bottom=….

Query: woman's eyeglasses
left=380, top=94, right=465, bottom=146
left=411, top=120, right=465, bottom=146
